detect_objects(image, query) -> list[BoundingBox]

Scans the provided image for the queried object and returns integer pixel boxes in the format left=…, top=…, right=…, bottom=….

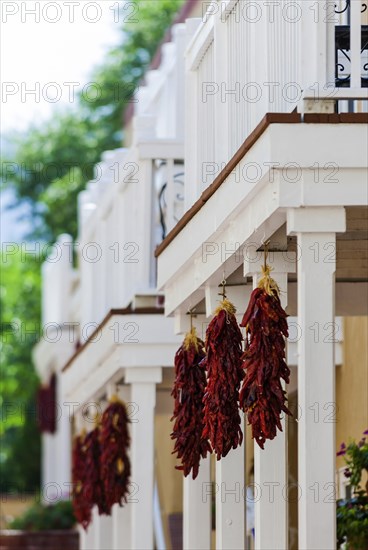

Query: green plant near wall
left=9, top=500, right=76, bottom=531
left=336, top=430, right=368, bottom=549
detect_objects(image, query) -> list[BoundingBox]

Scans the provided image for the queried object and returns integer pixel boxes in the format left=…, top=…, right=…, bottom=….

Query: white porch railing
left=41, top=24, right=189, bottom=336
left=185, top=0, right=368, bottom=206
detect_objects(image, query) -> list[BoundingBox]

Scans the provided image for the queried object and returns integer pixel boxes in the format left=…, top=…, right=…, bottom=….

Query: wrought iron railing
left=335, top=1, right=368, bottom=87
left=158, top=170, right=184, bottom=240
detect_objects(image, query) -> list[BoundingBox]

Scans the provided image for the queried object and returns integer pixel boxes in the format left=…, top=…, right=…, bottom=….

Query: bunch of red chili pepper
left=37, top=373, right=57, bottom=434
left=171, top=262, right=291, bottom=468
left=202, top=298, right=244, bottom=460
left=100, top=397, right=131, bottom=510
left=239, top=265, right=291, bottom=448
left=71, top=431, right=92, bottom=529
left=171, top=326, right=211, bottom=479
left=71, top=396, right=131, bottom=529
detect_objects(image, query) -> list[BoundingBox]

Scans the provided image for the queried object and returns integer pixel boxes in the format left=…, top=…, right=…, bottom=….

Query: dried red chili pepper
left=72, top=431, right=91, bottom=529
left=37, top=373, right=57, bottom=434
left=171, top=327, right=211, bottom=479
left=100, top=397, right=131, bottom=511
left=202, top=299, right=244, bottom=459
left=239, top=266, right=291, bottom=449
left=83, top=426, right=109, bottom=516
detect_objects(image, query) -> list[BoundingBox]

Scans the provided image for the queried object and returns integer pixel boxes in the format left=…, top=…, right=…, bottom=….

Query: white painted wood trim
left=183, top=459, right=212, bottom=550
left=247, top=266, right=290, bottom=549
left=215, top=416, right=246, bottom=550
left=186, top=18, right=214, bottom=71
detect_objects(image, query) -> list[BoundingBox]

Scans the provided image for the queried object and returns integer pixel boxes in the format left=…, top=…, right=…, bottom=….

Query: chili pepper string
left=100, top=397, right=131, bottom=511
left=202, top=298, right=244, bottom=460
left=171, top=326, right=211, bottom=479
left=37, top=373, right=57, bottom=434
left=71, top=431, right=92, bottom=530
left=239, top=264, right=291, bottom=449
left=84, top=426, right=109, bottom=516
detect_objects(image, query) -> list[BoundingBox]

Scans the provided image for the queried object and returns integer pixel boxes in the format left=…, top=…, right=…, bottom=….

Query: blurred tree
left=83, top=0, right=186, bottom=138
left=3, top=0, right=185, bottom=242
left=0, top=251, right=42, bottom=492
left=0, top=0, right=185, bottom=493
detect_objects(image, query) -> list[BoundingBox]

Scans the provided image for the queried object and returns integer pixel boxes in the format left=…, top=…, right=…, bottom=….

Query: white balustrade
left=185, top=0, right=367, bottom=204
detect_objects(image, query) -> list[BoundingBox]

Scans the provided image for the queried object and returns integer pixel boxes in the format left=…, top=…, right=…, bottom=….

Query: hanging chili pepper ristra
left=83, top=425, right=109, bottom=516
left=171, top=311, right=211, bottom=479
left=72, top=430, right=91, bottom=529
left=37, top=373, right=57, bottom=434
left=100, top=395, right=131, bottom=511
left=202, top=280, right=244, bottom=460
left=239, top=244, right=291, bottom=449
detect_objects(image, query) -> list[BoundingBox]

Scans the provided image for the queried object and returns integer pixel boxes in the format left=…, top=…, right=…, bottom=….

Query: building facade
left=34, top=1, right=367, bottom=549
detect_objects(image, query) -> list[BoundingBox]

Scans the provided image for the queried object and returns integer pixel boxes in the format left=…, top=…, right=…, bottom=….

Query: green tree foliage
left=83, top=0, right=186, bottom=138
left=0, top=251, right=42, bottom=492
left=0, top=0, right=185, bottom=494
left=10, top=500, right=75, bottom=531
left=4, top=0, right=185, bottom=242
left=336, top=432, right=368, bottom=549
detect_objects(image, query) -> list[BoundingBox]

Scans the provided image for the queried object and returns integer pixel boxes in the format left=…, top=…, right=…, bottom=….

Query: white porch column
left=94, top=508, right=113, bottom=550
left=42, top=433, right=54, bottom=499
left=204, top=286, right=246, bottom=549
left=91, top=397, right=114, bottom=550
left=76, top=407, right=96, bottom=550
left=110, top=384, right=132, bottom=550
left=287, top=207, right=346, bottom=550
left=245, top=252, right=296, bottom=550
left=215, top=421, right=245, bottom=550
left=56, top=371, right=71, bottom=496
left=125, top=367, right=162, bottom=550
left=214, top=4, right=230, bottom=167
left=183, top=458, right=211, bottom=550
left=79, top=521, right=95, bottom=550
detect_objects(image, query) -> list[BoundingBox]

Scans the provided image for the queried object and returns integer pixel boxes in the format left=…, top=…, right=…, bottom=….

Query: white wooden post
left=56, top=371, right=71, bottom=497
left=42, top=433, right=54, bottom=500
left=204, top=286, right=246, bottom=550
left=173, top=24, right=186, bottom=142
left=110, top=384, right=132, bottom=550
left=165, top=158, right=175, bottom=234
left=41, top=233, right=73, bottom=327
left=287, top=207, right=346, bottom=549
left=350, top=0, right=361, bottom=88
left=78, top=509, right=98, bottom=550
left=301, top=0, right=335, bottom=91
left=184, top=18, right=202, bottom=210
left=215, top=426, right=245, bottom=550
left=87, top=395, right=113, bottom=550
left=244, top=252, right=296, bottom=550
left=175, top=312, right=212, bottom=549
left=214, top=6, right=229, bottom=168
left=94, top=510, right=114, bottom=550
left=183, top=459, right=211, bottom=550
left=79, top=184, right=98, bottom=339
left=76, top=412, right=96, bottom=550
left=125, top=367, right=162, bottom=550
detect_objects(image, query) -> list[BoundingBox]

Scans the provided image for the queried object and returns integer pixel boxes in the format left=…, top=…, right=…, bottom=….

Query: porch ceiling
left=157, top=114, right=368, bottom=317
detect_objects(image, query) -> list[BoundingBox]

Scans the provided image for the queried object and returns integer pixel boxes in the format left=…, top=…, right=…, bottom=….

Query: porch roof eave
left=61, top=307, right=182, bottom=406
left=156, top=113, right=368, bottom=317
